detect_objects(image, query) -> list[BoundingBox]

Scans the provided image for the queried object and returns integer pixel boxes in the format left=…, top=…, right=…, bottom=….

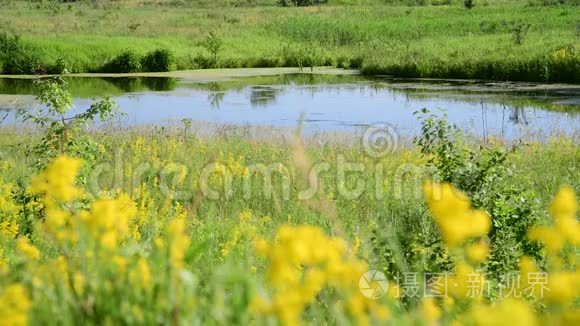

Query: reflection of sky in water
left=2, top=80, right=579, bottom=140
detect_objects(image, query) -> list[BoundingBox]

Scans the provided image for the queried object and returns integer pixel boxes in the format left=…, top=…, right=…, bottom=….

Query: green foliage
left=0, top=2, right=578, bottom=82
left=202, top=32, right=223, bottom=68
left=47, top=57, right=68, bottom=74
left=0, top=32, right=21, bottom=57
left=0, top=32, right=46, bottom=75
left=413, top=109, right=542, bottom=279
left=511, top=21, right=532, bottom=46
left=279, top=0, right=327, bottom=6
left=20, top=78, right=119, bottom=168
left=100, top=50, right=141, bottom=73
left=464, top=0, right=475, bottom=9
left=1, top=49, right=45, bottom=75
left=140, top=48, right=174, bottom=72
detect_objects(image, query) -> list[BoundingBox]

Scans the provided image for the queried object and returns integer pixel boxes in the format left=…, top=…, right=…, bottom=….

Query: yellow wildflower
left=130, top=258, right=153, bottom=291
left=29, top=156, right=82, bottom=204
left=544, top=272, right=579, bottom=304
left=421, top=298, right=442, bottom=322
left=15, top=237, right=40, bottom=261
left=0, top=182, right=21, bottom=239
left=253, top=225, right=388, bottom=325
left=423, top=181, right=491, bottom=247
left=81, top=194, right=136, bottom=249
left=529, top=186, right=579, bottom=252
left=168, top=217, right=190, bottom=270
left=471, top=298, right=537, bottom=326
left=466, top=241, right=489, bottom=264
left=0, top=284, right=32, bottom=326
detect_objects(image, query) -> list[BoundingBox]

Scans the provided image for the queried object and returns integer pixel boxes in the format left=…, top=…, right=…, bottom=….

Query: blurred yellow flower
left=29, top=156, right=82, bottom=205
left=423, top=181, right=490, bottom=247
left=0, top=284, right=32, bottom=326
left=168, top=217, right=190, bottom=270
left=421, top=298, right=441, bottom=322
left=466, top=241, right=489, bottom=263
left=253, top=224, right=388, bottom=325
left=471, top=298, right=537, bottom=326
left=15, top=237, right=40, bottom=261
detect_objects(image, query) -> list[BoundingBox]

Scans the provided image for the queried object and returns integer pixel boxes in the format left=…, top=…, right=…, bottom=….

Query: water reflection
left=0, top=77, right=177, bottom=97
left=0, top=109, right=9, bottom=124
left=509, top=107, right=529, bottom=125
left=0, top=74, right=578, bottom=140
left=250, top=86, right=279, bottom=107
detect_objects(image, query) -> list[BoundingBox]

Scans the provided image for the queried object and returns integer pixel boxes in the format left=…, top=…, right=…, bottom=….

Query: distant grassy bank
left=0, top=0, right=578, bottom=83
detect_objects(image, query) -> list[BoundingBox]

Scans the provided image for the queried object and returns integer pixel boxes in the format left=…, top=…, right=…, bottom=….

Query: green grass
left=0, top=123, right=578, bottom=323
left=0, top=1, right=578, bottom=81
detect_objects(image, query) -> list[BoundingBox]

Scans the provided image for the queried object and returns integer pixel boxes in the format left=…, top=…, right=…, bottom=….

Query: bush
left=0, top=32, right=21, bottom=57
left=279, top=0, right=327, bottom=6
left=0, top=32, right=48, bottom=75
left=202, top=32, right=223, bottom=68
left=101, top=50, right=141, bottom=73
left=140, top=48, right=174, bottom=72
left=47, top=58, right=68, bottom=75
left=413, top=109, right=542, bottom=278
left=2, top=49, right=46, bottom=75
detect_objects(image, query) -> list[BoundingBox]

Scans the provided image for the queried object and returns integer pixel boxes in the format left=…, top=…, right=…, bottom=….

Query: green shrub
left=511, top=21, right=532, bottom=46
left=47, top=58, right=68, bottom=75
left=414, top=109, right=542, bottom=278
left=140, top=48, right=174, bottom=72
left=192, top=53, right=214, bottom=69
left=0, top=32, right=21, bottom=57
left=2, top=49, right=46, bottom=75
left=101, top=50, right=141, bottom=73
left=279, top=0, right=327, bottom=6
left=202, top=32, right=223, bottom=68
left=0, top=32, right=48, bottom=75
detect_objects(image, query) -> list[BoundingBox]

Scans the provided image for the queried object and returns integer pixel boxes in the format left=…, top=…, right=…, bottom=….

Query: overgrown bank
left=0, top=1, right=579, bottom=82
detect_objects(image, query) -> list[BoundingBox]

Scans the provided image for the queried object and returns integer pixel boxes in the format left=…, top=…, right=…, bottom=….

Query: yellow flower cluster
left=226, top=153, right=249, bottom=177
left=0, top=248, right=8, bottom=274
left=167, top=216, right=190, bottom=271
left=15, top=237, right=40, bottom=261
left=551, top=47, right=574, bottom=64
left=221, top=209, right=260, bottom=257
left=526, top=186, right=580, bottom=307
left=0, top=284, right=32, bottom=326
left=423, top=181, right=491, bottom=247
left=29, top=156, right=82, bottom=205
left=130, top=258, right=153, bottom=291
left=470, top=298, right=537, bottom=326
left=528, top=186, right=580, bottom=252
left=420, top=184, right=580, bottom=325
left=80, top=193, right=137, bottom=249
left=0, top=183, right=21, bottom=239
left=252, top=225, right=388, bottom=325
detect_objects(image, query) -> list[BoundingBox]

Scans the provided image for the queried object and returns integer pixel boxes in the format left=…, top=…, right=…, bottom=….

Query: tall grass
left=0, top=1, right=578, bottom=82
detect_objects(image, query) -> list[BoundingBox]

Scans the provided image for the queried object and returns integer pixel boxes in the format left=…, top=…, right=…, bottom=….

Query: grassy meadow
left=0, top=77, right=579, bottom=324
left=0, top=1, right=579, bottom=325
left=0, top=0, right=579, bottom=82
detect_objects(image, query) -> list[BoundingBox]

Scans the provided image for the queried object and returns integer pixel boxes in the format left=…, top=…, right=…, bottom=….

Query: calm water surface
left=0, top=74, right=578, bottom=140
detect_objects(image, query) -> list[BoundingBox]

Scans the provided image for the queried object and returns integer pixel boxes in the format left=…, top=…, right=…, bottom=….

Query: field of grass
left=0, top=77, right=579, bottom=324
left=0, top=0, right=578, bottom=82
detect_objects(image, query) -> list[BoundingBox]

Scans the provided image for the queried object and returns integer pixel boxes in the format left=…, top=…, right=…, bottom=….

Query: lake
left=0, top=72, right=579, bottom=140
